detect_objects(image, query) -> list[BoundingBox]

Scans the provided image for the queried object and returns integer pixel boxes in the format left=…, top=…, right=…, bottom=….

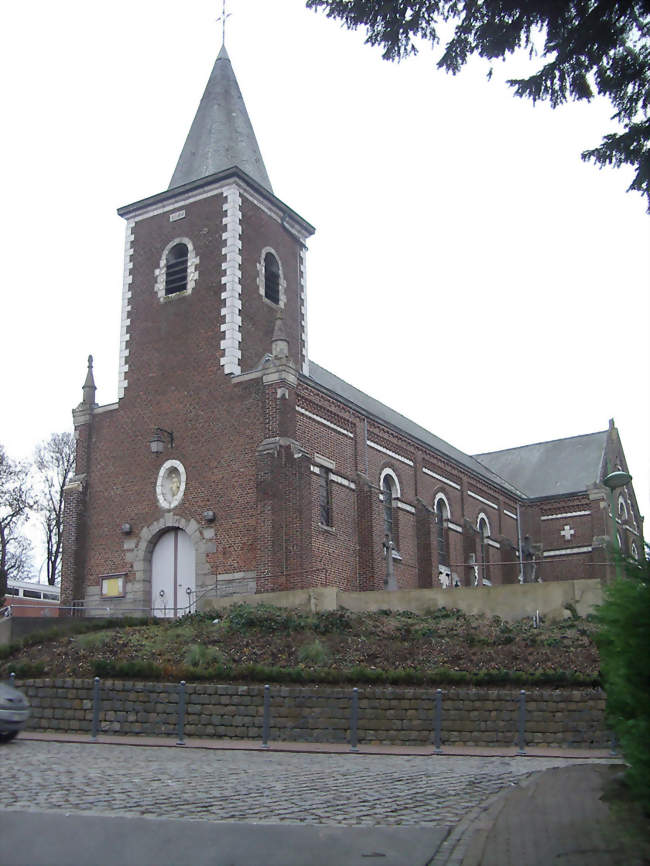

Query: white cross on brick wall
left=560, top=525, right=575, bottom=541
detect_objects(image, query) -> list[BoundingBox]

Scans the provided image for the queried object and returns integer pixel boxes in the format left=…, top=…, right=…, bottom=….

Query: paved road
left=0, top=740, right=613, bottom=865
left=0, top=740, right=598, bottom=825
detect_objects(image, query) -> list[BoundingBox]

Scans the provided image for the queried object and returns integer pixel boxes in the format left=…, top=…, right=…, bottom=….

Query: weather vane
left=217, top=0, right=231, bottom=47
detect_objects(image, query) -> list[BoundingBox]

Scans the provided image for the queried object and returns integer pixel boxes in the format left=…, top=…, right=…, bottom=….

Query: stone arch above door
left=124, top=514, right=216, bottom=613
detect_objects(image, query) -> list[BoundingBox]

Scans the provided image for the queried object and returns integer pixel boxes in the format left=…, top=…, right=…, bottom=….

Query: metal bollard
left=91, top=677, right=101, bottom=741
left=262, top=684, right=270, bottom=749
left=176, top=681, right=186, bottom=746
left=9, top=671, right=15, bottom=687
left=517, top=689, right=526, bottom=754
left=350, top=687, right=359, bottom=752
left=434, top=688, right=443, bottom=754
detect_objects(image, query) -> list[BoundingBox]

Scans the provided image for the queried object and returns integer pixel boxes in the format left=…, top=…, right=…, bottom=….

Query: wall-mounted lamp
left=150, top=427, right=174, bottom=453
left=121, top=523, right=132, bottom=535
left=203, top=510, right=216, bottom=523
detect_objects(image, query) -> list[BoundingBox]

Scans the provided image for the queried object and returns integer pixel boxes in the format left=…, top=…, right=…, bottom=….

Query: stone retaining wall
left=16, top=679, right=609, bottom=748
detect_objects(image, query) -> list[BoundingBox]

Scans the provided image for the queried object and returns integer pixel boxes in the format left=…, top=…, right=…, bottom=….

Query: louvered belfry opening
left=165, top=243, right=189, bottom=295
left=264, top=251, right=280, bottom=304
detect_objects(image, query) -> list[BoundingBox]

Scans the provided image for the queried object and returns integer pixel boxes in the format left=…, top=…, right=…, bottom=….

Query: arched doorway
left=151, top=529, right=196, bottom=618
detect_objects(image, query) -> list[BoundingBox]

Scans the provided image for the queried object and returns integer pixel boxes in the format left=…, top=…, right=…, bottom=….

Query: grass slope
left=1, top=604, right=601, bottom=686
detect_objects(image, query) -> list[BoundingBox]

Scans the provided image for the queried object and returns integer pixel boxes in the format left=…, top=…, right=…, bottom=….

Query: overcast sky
left=2, top=0, right=648, bottom=576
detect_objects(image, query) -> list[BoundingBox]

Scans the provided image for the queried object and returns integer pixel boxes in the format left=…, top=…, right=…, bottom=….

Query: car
left=0, top=681, right=30, bottom=742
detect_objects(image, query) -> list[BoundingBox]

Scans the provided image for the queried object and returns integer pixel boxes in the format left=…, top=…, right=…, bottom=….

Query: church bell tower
left=61, top=43, right=316, bottom=614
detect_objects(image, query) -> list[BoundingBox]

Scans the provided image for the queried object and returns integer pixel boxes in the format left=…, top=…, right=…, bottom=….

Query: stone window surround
left=379, top=467, right=401, bottom=500
left=477, top=512, right=491, bottom=537
left=154, top=237, right=199, bottom=302
left=156, top=459, right=187, bottom=510
left=434, top=491, right=452, bottom=523
left=257, top=246, right=286, bottom=308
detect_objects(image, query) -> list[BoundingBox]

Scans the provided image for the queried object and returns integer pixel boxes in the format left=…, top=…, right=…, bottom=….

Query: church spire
left=169, top=44, right=273, bottom=193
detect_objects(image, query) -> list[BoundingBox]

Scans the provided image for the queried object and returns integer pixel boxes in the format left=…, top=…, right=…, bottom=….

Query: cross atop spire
left=168, top=41, right=273, bottom=192
left=217, top=0, right=231, bottom=47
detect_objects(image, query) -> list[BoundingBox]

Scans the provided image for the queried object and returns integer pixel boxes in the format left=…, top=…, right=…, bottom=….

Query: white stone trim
left=257, top=246, right=286, bottom=308
left=397, top=501, right=415, bottom=514
left=379, top=467, right=401, bottom=499
left=486, top=538, right=501, bottom=549
left=447, top=521, right=463, bottom=533
left=422, top=466, right=461, bottom=490
left=296, top=405, right=354, bottom=438
left=314, top=453, right=335, bottom=470
left=94, top=402, right=119, bottom=414
left=468, top=490, right=498, bottom=510
left=541, top=510, right=591, bottom=521
left=219, top=186, right=242, bottom=376
left=368, top=440, right=414, bottom=467
left=331, top=473, right=355, bottom=490
left=311, top=466, right=354, bottom=490
left=434, top=492, right=451, bottom=521
left=154, top=237, right=199, bottom=302
left=503, top=508, right=518, bottom=520
left=477, top=512, right=491, bottom=536
left=543, top=546, right=593, bottom=557
left=118, top=219, right=134, bottom=399
left=155, top=460, right=187, bottom=511
left=300, top=247, right=309, bottom=376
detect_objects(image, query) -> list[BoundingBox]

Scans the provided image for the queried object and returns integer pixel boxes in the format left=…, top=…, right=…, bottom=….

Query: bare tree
left=34, top=432, right=76, bottom=586
left=0, top=445, right=32, bottom=605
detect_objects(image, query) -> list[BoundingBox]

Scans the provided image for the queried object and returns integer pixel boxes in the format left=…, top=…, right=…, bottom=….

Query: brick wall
left=18, top=679, right=608, bottom=748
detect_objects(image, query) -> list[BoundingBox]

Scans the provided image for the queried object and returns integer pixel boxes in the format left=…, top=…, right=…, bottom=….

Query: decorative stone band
left=397, top=501, right=415, bottom=514
left=543, top=546, right=593, bottom=557
left=467, top=490, right=498, bottom=510
left=310, top=465, right=356, bottom=490
left=541, top=510, right=591, bottom=520
left=118, top=219, right=135, bottom=399
left=297, top=405, right=354, bottom=438
left=367, top=440, right=414, bottom=467
left=486, top=538, right=501, bottom=549
left=447, top=521, right=463, bottom=533
left=422, top=466, right=461, bottom=490
left=220, top=185, right=242, bottom=376
left=503, top=509, right=518, bottom=520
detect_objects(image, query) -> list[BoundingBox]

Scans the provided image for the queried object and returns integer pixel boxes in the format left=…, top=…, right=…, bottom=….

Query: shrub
left=77, top=631, right=111, bottom=651
left=93, top=659, right=163, bottom=679
left=298, top=639, right=330, bottom=665
left=184, top=644, right=223, bottom=668
left=596, top=552, right=650, bottom=812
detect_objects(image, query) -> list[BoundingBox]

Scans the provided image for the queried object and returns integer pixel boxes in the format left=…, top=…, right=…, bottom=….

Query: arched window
left=383, top=474, right=395, bottom=540
left=618, top=495, right=628, bottom=521
left=478, top=515, right=490, bottom=584
left=165, top=243, right=189, bottom=295
left=631, top=541, right=639, bottom=561
left=435, top=496, right=449, bottom=567
left=264, top=251, right=280, bottom=304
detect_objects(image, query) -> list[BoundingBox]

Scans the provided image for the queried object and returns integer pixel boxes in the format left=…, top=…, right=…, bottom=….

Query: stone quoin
left=60, top=42, right=644, bottom=617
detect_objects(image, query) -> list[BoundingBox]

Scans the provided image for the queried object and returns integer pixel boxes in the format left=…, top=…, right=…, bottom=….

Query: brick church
left=61, top=45, right=644, bottom=617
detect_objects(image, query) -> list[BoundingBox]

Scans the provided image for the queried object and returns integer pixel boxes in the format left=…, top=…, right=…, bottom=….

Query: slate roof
left=474, top=431, right=608, bottom=499
left=169, top=45, right=272, bottom=192
left=306, top=362, right=525, bottom=497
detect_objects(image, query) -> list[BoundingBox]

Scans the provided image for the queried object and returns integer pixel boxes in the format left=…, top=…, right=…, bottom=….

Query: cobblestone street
left=0, top=739, right=605, bottom=826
